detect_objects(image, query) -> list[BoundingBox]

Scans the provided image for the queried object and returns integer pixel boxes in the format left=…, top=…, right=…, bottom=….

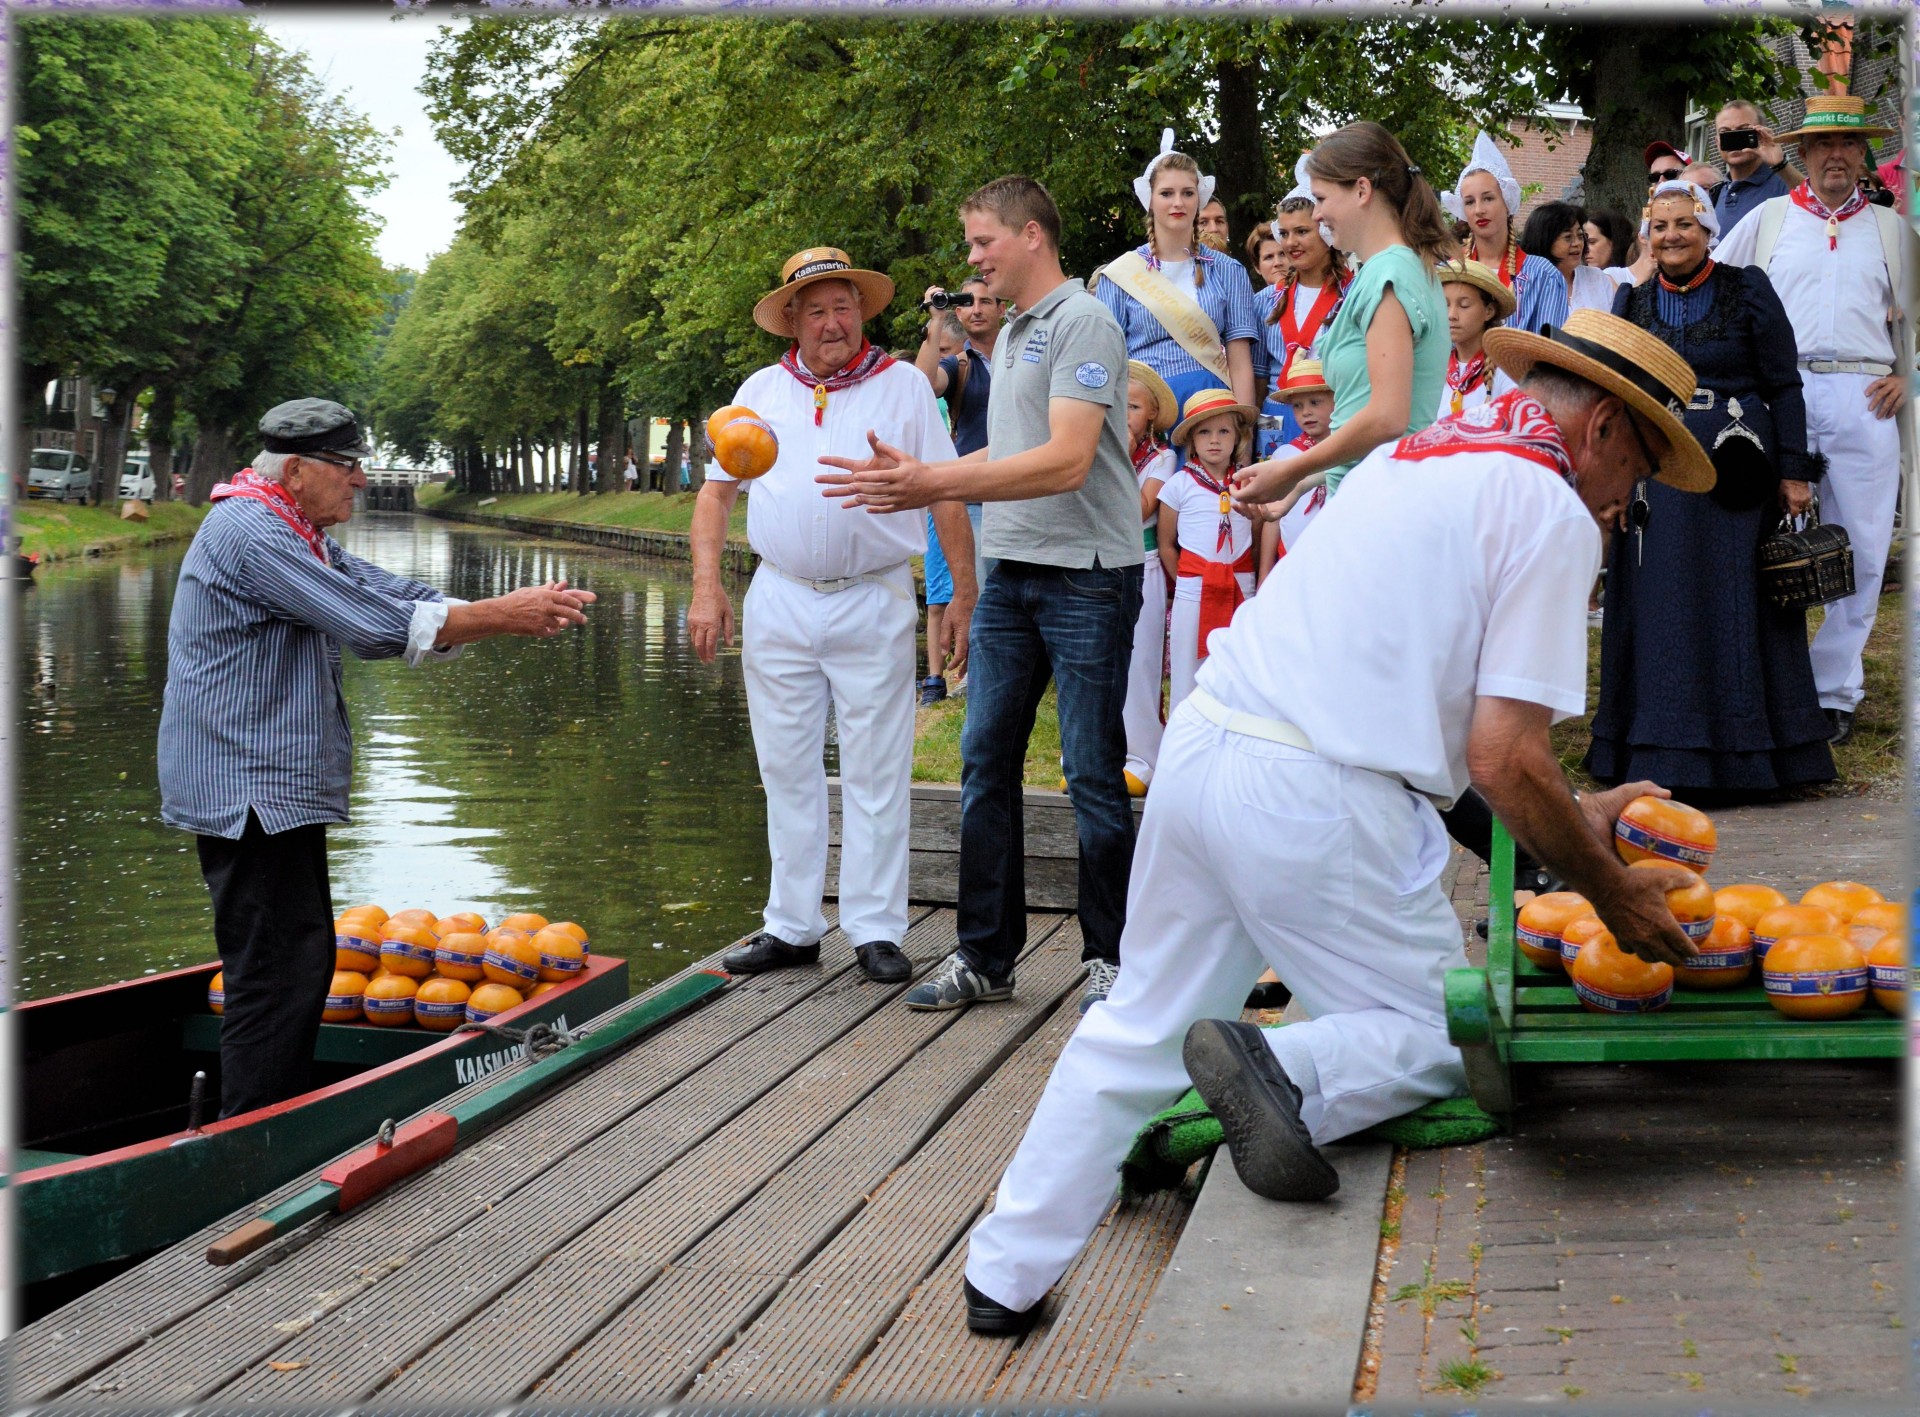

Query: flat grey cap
left=259, top=399, right=374, bottom=458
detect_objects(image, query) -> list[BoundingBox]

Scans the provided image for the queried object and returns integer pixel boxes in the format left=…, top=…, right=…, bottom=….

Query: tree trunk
left=574, top=401, right=590, bottom=495
left=1212, top=55, right=1272, bottom=254
left=662, top=419, right=685, bottom=495
left=147, top=384, right=177, bottom=503
left=1569, top=24, right=1690, bottom=225
left=185, top=425, right=235, bottom=506
left=97, top=377, right=150, bottom=508
left=596, top=376, right=625, bottom=496
left=688, top=419, right=707, bottom=491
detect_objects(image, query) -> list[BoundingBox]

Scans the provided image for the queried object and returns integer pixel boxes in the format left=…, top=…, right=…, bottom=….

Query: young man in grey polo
left=818, top=174, right=1142, bottom=1016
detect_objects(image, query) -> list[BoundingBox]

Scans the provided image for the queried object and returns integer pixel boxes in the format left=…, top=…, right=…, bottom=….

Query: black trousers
left=1438, top=787, right=1547, bottom=883
left=197, top=812, right=336, bottom=1118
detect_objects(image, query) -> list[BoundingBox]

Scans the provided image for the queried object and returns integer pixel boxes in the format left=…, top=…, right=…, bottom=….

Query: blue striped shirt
left=1093, top=243, right=1258, bottom=381
left=1509, top=249, right=1571, bottom=336
left=158, top=499, right=449, bottom=838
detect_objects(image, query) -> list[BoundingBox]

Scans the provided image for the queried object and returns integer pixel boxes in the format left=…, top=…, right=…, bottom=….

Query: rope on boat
left=451, top=1017, right=582, bottom=1059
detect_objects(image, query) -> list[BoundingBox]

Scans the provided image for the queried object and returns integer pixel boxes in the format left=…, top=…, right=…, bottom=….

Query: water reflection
left=11, top=514, right=776, bottom=1000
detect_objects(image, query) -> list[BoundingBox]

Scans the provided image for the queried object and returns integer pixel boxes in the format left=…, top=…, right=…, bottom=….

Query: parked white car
left=26, top=448, right=93, bottom=503
left=119, top=453, right=156, bottom=501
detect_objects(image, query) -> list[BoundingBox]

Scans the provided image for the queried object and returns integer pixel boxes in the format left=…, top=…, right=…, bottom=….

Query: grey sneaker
left=903, top=950, right=1012, bottom=1011
left=1079, top=957, right=1120, bottom=1014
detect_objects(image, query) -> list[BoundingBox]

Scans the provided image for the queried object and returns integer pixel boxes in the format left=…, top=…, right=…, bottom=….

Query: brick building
left=1505, top=102, right=1594, bottom=216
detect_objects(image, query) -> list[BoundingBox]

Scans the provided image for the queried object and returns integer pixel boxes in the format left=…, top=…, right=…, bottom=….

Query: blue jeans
left=958, top=559, right=1143, bottom=977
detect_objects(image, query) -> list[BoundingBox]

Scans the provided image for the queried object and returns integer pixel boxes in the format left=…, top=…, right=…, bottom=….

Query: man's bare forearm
left=1471, top=731, right=1626, bottom=909
left=690, top=483, right=737, bottom=589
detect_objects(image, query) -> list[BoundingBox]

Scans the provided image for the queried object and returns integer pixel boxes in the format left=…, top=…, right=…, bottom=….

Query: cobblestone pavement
left=1361, top=798, right=1906, bottom=1405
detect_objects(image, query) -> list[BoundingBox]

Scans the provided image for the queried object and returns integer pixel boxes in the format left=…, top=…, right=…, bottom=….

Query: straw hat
left=752, top=247, right=896, bottom=338
left=1273, top=354, right=1332, bottom=402
left=1127, top=361, right=1180, bottom=431
left=1171, top=388, right=1259, bottom=447
left=1436, top=259, right=1517, bottom=318
left=1483, top=309, right=1716, bottom=493
left=1779, top=94, right=1894, bottom=144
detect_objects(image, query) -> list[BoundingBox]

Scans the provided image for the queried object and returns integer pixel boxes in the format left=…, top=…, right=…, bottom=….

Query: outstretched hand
left=817, top=431, right=938, bottom=514
left=496, top=580, right=595, bottom=638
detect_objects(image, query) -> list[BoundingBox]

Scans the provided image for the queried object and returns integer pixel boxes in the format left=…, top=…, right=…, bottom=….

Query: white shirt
left=1158, top=258, right=1199, bottom=306
left=712, top=359, right=956, bottom=579
left=1270, top=442, right=1325, bottom=552
left=1568, top=264, right=1618, bottom=315
left=1198, top=441, right=1600, bottom=802
left=1159, top=464, right=1256, bottom=599
left=1716, top=197, right=1898, bottom=363
left=1137, top=446, right=1177, bottom=527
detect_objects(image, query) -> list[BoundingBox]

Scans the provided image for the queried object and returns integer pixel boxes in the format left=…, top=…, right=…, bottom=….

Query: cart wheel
left=1445, top=966, right=1515, bottom=1116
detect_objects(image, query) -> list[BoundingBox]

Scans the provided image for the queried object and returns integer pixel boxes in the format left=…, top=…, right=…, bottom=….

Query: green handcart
left=1443, top=823, right=1905, bottom=1115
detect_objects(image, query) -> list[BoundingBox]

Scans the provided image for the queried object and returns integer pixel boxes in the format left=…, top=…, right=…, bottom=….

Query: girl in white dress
left=1122, top=361, right=1180, bottom=794
left=1158, top=388, right=1259, bottom=715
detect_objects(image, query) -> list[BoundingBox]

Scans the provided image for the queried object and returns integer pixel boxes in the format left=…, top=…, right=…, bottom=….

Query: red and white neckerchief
left=1445, top=349, right=1492, bottom=415
left=1287, top=431, right=1318, bottom=452
left=1283, top=431, right=1326, bottom=530
left=1183, top=462, right=1238, bottom=552
left=1392, top=388, right=1575, bottom=485
left=779, top=339, right=896, bottom=425
left=1279, top=272, right=1347, bottom=362
left=209, top=468, right=329, bottom=563
left=1790, top=182, right=1870, bottom=251
left=1132, top=434, right=1166, bottom=475
left=1656, top=259, right=1715, bottom=296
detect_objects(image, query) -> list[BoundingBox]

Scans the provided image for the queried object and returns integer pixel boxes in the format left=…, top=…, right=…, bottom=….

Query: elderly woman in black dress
left=1585, top=180, right=1834, bottom=793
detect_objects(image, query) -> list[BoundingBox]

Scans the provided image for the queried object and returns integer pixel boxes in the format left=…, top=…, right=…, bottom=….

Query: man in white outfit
left=960, top=309, right=1709, bottom=1332
left=1715, top=95, right=1915, bottom=746
left=688, top=247, right=977, bottom=983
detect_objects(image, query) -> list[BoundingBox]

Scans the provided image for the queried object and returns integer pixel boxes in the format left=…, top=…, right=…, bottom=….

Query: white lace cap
left=1134, top=127, right=1217, bottom=213
left=1444, top=130, right=1522, bottom=223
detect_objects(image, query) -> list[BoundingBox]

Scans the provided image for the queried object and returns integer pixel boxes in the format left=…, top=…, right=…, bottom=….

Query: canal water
left=11, top=514, right=781, bottom=1002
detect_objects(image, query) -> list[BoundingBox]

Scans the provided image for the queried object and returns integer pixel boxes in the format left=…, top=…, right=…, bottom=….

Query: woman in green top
left=1234, top=121, right=1457, bottom=509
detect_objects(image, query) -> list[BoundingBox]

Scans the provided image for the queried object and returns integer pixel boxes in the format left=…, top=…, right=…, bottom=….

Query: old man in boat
left=686, top=247, right=976, bottom=986
left=959, top=310, right=1708, bottom=1333
left=158, top=398, right=596, bottom=1118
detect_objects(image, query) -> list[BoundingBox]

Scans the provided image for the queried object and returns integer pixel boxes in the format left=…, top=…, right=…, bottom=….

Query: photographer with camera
left=915, top=275, right=1004, bottom=604
left=1712, top=100, right=1804, bottom=237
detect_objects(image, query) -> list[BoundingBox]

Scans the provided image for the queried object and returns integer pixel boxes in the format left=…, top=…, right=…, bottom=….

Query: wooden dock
left=12, top=910, right=1195, bottom=1406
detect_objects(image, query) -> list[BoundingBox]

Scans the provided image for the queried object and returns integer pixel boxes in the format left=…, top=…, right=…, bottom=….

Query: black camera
left=920, top=291, right=976, bottom=311
left=1718, top=127, right=1760, bottom=153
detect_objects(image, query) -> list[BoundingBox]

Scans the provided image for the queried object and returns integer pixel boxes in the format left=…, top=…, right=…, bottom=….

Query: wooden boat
left=14, top=954, right=630, bottom=1296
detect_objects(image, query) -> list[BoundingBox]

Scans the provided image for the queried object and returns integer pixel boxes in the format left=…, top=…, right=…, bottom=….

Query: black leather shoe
left=1182, top=1018, right=1340, bottom=1203
left=721, top=933, right=820, bottom=975
left=964, top=1277, right=1040, bottom=1335
left=854, top=940, right=912, bottom=983
left=1827, top=708, right=1855, bottom=747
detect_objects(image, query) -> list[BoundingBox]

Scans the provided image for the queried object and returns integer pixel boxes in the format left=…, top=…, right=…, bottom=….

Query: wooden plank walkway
left=14, top=909, right=1197, bottom=1407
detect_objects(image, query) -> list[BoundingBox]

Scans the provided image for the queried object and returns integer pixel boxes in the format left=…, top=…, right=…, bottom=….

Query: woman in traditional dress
left=1251, top=155, right=1354, bottom=459
left=1586, top=180, right=1834, bottom=793
left=1093, top=130, right=1259, bottom=421
left=1444, top=131, right=1570, bottom=335
left=1521, top=200, right=1618, bottom=314
left=1232, top=121, right=1456, bottom=508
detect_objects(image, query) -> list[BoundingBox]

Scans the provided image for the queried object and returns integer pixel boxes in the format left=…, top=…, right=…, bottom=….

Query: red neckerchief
left=779, top=340, right=896, bottom=425
left=1493, top=236, right=1520, bottom=289
left=1132, top=434, right=1166, bottom=475
left=1791, top=182, right=1870, bottom=251
left=1287, top=431, right=1318, bottom=451
left=1656, top=259, right=1715, bottom=295
left=1279, top=273, right=1346, bottom=361
left=1392, top=388, right=1575, bottom=485
left=1445, top=349, right=1491, bottom=415
left=1184, top=461, right=1237, bottom=552
left=209, top=468, right=328, bottom=562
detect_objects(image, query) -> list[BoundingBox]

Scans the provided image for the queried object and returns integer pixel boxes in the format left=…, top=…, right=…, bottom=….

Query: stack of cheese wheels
left=1516, top=893, right=1593, bottom=971
left=1570, top=927, right=1674, bottom=1014
left=1612, top=796, right=1716, bottom=873
left=1762, top=932, right=1869, bottom=1019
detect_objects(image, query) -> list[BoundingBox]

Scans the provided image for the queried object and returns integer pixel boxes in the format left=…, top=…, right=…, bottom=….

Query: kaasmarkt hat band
left=751, top=246, right=896, bottom=337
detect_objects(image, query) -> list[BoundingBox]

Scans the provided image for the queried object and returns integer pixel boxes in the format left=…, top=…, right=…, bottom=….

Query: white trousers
left=742, top=563, right=916, bottom=948
left=1166, top=572, right=1255, bottom=717
left=1122, top=562, right=1169, bottom=783
left=966, top=705, right=1469, bottom=1311
left=1803, top=369, right=1901, bottom=712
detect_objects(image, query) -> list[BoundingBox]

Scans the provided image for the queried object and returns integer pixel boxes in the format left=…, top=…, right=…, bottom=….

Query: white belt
left=1185, top=687, right=1455, bottom=810
left=1186, top=688, right=1315, bottom=752
left=1800, top=359, right=1893, bottom=376
left=773, top=561, right=911, bottom=602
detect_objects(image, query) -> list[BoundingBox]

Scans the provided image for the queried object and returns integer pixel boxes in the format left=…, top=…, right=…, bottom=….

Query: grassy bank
left=13, top=500, right=207, bottom=562
left=418, top=485, right=748, bottom=541
left=911, top=593, right=1906, bottom=795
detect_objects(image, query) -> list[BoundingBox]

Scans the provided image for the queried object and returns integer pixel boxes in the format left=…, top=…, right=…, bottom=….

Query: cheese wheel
left=1571, top=929, right=1674, bottom=1014
left=466, top=981, right=527, bottom=1023
left=1613, top=796, right=1715, bottom=872
left=546, top=920, right=590, bottom=956
left=1559, top=915, right=1609, bottom=970
left=363, top=973, right=420, bottom=1026
left=379, top=922, right=439, bottom=979
left=1676, top=915, right=1752, bottom=990
left=1628, top=858, right=1716, bottom=948
left=713, top=415, right=779, bottom=480
left=334, top=923, right=382, bottom=975
left=1516, top=892, right=1593, bottom=971
left=1799, top=880, right=1884, bottom=926
left=414, top=976, right=472, bottom=1031
left=1762, top=933, right=1867, bottom=1020
left=386, top=908, right=438, bottom=934
left=338, top=904, right=389, bottom=931
left=208, top=970, right=226, bottom=1015
left=497, top=913, right=548, bottom=935
left=323, top=969, right=370, bottom=1023
left=1848, top=900, right=1907, bottom=953
left=1867, top=930, right=1906, bottom=1015
left=434, top=931, right=489, bottom=982
left=437, top=911, right=488, bottom=937
left=482, top=931, right=542, bottom=989
left=1751, top=905, right=1841, bottom=966
left=706, top=403, right=754, bottom=448
left=532, top=926, right=586, bottom=981
left=1713, top=883, right=1789, bottom=932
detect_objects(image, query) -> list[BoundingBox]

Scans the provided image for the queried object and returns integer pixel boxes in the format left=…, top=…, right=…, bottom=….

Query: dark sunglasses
left=1649, top=167, right=1686, bottom=181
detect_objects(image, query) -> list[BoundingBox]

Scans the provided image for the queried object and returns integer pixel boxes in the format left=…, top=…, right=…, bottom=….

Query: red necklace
left=1656, top=259, right=1715, bottom=295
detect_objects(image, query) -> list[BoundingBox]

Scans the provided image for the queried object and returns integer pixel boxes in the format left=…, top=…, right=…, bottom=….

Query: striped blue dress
left=1508, top=248, right=1571, bottom=335
left=1093, top=243, right=1259, bottom=402
left=158, top=499, right=452, bottom=838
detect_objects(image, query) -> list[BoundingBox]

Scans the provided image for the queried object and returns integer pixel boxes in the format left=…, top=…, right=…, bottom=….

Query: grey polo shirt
left=980, top=278, right=1142, bottom=569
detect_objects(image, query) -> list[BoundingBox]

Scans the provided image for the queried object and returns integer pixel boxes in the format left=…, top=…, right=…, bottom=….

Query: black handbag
left=1759, top=494, right=1854, bottom=610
